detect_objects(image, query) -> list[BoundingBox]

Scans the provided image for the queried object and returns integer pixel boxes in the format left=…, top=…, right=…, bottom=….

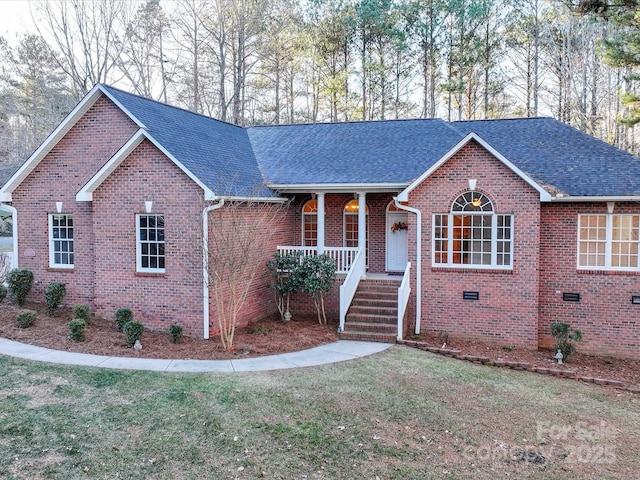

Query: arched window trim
left=433, top=191, right=513, bottom=269
left=302, top=199, right=318, bottom=247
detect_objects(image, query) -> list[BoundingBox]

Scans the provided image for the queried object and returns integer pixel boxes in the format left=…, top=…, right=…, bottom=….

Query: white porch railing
left=397, top=262, right=412, bottom=341
left=276, top=246, right=358, bottom=274
left=339, top=248, right=366, bottom=333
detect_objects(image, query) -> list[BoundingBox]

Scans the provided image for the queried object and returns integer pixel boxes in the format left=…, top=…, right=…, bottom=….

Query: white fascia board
left=397, top=132, right=553, bottom=203
left=76, top=129, right=216, bottom=201
left=0, top=85, right=107, bottom=202
left=268, top=183, right=408, bottom=194
left=217, top=195, right=288, bottom=203
left=98, top=85, right=146, bottom=129
left=76, top=130, right=146, bottom=201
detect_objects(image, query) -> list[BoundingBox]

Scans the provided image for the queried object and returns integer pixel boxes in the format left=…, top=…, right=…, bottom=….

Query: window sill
left=135, top=271, right=166, bottom=278
left=431, top=266, right=513, bottom=274
left=577, top=269, right=640, bottom=276
left=47, top=267, right=74, bottom=273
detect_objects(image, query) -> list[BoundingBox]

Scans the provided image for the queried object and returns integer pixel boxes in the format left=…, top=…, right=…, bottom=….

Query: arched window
left=343, top=199, right=369, bottom=248
left=433, top=191, right=512, bottom=268
left=302, top=199, right=318, bottom=246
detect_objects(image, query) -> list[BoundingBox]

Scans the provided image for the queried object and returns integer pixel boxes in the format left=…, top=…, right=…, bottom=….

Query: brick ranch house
left=2, top=84, right=640, bottom=359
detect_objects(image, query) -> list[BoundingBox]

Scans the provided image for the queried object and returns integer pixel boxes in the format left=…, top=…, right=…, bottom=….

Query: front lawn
left=0, top=346, right=639, bottom=479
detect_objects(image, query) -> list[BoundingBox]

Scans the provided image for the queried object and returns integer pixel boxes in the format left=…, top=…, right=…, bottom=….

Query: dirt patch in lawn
left=0, top=301, right=338, bottom=360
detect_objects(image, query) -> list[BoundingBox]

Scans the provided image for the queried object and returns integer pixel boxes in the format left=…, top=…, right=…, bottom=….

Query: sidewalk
left=0, top=337, right=392, bottom=372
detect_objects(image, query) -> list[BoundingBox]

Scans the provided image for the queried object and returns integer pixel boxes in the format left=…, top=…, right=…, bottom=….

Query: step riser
left=349, top=306, right=398, bottom=315
left=339, top=332, right=396, bottom=343
left=346, top=313, right=397, bottom=323
left=343, top=323, right=397, bottom=333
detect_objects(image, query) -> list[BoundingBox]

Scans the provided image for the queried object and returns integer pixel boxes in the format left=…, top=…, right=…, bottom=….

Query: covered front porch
left=275, top=191, right=413, bottom=341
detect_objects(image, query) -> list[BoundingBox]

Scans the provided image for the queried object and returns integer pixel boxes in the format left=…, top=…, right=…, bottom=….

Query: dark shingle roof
left=246, top=119, right=462, bottom=185
left=100, top=85, right=276, bottom=198
left=100, top=85, right=640, bottom=198
left=450, top=118, right=640, bottom=196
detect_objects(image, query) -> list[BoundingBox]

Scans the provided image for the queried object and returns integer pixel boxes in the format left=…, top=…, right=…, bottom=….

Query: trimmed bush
left=0, top=284, right=7, bottom=304
left=115, top=308, right=133, bottom=332
left=6, top=268, right=33, bottom=306
left=16, top=310, right=36, bottom=328
left=68, top=319, right=87, bottom=342
left=73, top=304, right=91, bottom=323
left=551, top=321, right=583, bottom=361
left=44, top=282, right=66, bottom=316
left=123, top=321, right=144, bottom=347
left=169, top=324, right=183, bottom=344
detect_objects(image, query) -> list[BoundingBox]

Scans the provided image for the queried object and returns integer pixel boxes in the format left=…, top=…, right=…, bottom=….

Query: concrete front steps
left=339, top=277, right=401, bottom=343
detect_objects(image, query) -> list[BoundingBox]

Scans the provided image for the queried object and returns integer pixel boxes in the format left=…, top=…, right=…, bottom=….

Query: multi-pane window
left=136, top=214, right=165, bottom=272
left=302, top=199, right=318, bottom=247
left=49, top=214, right=74, bottom=268
left=578, top=214, right=639, bottom=270
left=433, top=191, right=513, bottom=269
left=343, top=199, right=369, bottom=248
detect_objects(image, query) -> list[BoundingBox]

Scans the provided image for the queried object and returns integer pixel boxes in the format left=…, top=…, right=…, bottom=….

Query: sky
left=0, top=1, right=32, bottom=40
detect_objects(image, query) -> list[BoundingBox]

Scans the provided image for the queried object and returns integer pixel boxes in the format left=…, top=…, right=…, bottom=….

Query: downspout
left=202, top=198, right=225, bottom=339
left=393, top=198, right=421, bottom=335
left=0, top=203, right=18, bottom=269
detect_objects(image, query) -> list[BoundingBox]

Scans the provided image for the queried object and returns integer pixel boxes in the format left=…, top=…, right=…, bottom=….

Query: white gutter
left=202, top=198, right=225, bottom=339
left=393, top=198, right=421, bottom=335
left=0, top=203, right=17, bottom=270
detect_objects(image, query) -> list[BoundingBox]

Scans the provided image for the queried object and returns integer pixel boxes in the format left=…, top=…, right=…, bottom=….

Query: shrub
left=6, top=268, right=33, bottom=306
left=123, top=321, right=144, bottom=347
left=0, top=284, right=7, bottom=304
left=115, top=308, right=133, bottom=332
left=68, top=319, right=87, bottom=342
left=44, top=282, right=66, bottom=316
left=168, top=324, right=183, bottom=343
left=73, top=304, right=91, bottom=323
left=16, top=310, right=36, bottom=328
left=299, top=254, right=337, bottom=325
left=551, top=322, right=583, bottom=361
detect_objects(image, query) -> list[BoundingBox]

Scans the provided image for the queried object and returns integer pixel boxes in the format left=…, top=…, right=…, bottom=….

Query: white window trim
left=577, top=213, right=640, bottom=271
left=301, top=201, right=318, bottom=247
left=432, top=212, right=514, bottom=270
left=48, top=213, right=74, bottom=269
left=136, top=214, right=166, bottom=273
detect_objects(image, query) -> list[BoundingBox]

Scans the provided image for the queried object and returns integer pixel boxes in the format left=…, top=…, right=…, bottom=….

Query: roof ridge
left=98, top=83, right=245, bottom=130
left=247, top=117, right=448, bottom=129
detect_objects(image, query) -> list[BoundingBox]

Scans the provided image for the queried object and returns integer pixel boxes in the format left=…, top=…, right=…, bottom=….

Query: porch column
left=357, top=192, right=366, bottom=251
left=316, top=192, right=325, bottom=254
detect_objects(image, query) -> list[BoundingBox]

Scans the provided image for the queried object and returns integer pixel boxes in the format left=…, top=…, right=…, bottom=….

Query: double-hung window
left=433, top=191, right=513, bottom=269
left=578, top=214, right=639, bottom=270
left=136, top=214, right=165, bottom=273
left=302, top=199, right=318, bottom=247
left=49, top=214, right=74, bottom=268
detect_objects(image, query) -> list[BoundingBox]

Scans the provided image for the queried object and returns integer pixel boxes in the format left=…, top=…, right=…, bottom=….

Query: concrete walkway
left=0, top=337, right=392, bottom=372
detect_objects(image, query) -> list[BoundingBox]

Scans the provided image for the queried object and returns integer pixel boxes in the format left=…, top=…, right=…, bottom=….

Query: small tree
left=45, top=282, right=66, bottom=316
left=267, top=251, right=302, bottom=322
left=6, top=268, right=33, bottom=306
left=299, top=254, right=337, bottom=325
left=551, top=322, right=583, bottom=361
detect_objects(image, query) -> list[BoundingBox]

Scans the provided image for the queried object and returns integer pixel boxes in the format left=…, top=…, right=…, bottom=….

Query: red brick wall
left=91, top=139, right=207, bottom=336
left=206, top=201, right=294, bottom=336
left=12, top=96, right=138, bottom=306
left=540, top=202, right=640, bottom=358
left=409, top=140, right=541, bottom=348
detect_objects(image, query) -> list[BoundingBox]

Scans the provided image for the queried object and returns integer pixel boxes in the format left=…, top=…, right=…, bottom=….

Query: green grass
left=0, top=346, right=639, bottom=479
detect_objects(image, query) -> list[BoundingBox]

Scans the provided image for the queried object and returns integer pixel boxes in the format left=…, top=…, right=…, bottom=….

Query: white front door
left=386, top=212, right=408, bottom=271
